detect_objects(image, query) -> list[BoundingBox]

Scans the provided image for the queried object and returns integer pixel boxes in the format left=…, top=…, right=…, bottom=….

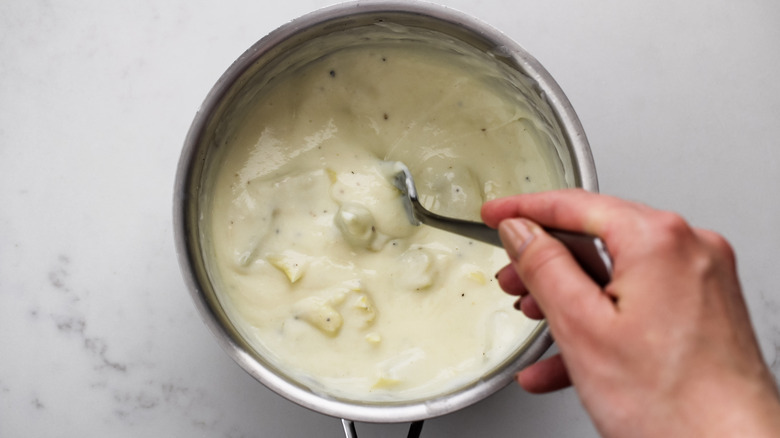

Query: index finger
left=481, top=189, right=651, bottom=237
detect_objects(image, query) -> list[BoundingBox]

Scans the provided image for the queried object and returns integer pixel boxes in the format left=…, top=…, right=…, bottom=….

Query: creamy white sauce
left=204, top=24, right=571, bottom=402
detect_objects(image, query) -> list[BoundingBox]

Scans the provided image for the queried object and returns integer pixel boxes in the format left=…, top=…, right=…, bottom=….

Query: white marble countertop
left=2, top=1, right=779, bottom=436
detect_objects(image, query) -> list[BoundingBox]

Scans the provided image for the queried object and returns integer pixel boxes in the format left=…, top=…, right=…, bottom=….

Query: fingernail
left=499, top=218, right=536, bottom=261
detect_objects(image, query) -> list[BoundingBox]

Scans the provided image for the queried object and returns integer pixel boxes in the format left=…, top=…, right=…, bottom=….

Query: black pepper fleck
left=329, top=70, right=336, bottom=77
left=383, top=113, right=389, bottom=120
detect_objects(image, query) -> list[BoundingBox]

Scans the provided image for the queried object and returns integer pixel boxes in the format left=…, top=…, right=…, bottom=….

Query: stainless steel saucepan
left=174, top=2, right=598, bottom=436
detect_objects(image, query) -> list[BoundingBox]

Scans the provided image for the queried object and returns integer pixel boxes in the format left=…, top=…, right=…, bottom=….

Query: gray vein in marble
left=110, top=379, right=225, bottom=433
left=32, top=397, right=45, bottom=410
left=16, top=253, right=237, bottom=434
left=45, top=254, right=128, bottom=373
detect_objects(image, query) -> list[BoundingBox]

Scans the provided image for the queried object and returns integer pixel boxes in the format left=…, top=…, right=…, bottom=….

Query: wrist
left=680, top=368, right=780, bottom=437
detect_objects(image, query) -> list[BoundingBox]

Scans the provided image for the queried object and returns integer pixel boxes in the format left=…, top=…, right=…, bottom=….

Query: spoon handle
left=546, top=229, right=612, bottom=287
left=414, top=206, right=612, bottom=287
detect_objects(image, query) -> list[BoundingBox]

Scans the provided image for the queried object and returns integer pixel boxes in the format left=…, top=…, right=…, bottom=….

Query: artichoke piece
left=372, top=375, right=401, bottom=389
left=334, top=202, right=376, bottom=249
left=267, top=250, right=309, bottom=283
left=395, top=247, right=437, bottom=291
left=293, top=297, right=343, bottom=335
left=467, top=270, right=487, bottom=285
left=349, top=292, right=377, bottom=326
left=365, top=332, right=381, bottom=344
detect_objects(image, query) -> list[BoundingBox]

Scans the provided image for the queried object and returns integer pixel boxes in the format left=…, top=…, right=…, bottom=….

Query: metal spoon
left=390, top=162, right=612, bottom=287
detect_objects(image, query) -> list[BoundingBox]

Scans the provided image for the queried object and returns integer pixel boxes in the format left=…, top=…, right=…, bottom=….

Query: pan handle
left=342, top=419, right=357, bottom=438
left=341, top=419, right=424, bottom=438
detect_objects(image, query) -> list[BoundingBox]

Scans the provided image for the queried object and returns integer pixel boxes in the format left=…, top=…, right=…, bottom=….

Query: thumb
left=497, top=218, right=612, bottom=336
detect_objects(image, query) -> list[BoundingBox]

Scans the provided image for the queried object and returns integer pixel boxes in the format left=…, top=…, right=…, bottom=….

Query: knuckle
left=698, top=229, right=737, bottom=268
left=689, top=249, right=720, bottom=279
left=653, top=211, right=690, bottom=235
left=548, top=189, right=587, bottom=223
left=639, top=212, right=738, bottom=277
left=646, top=211, right=694, bottom=252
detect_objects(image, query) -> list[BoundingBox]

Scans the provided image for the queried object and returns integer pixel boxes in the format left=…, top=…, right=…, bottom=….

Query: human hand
left=481, top=189, right=780, bottom=438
